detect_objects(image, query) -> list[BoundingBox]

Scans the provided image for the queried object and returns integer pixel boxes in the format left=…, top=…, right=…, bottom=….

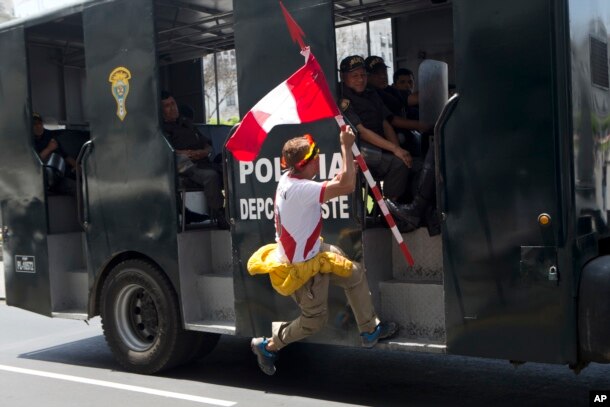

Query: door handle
left=434, top=93, right=460, bottom=216
left=76, top=140, right=93, bottom=229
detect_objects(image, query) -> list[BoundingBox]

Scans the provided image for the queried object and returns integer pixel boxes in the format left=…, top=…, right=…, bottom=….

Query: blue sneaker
left=251, top=337, right=278, bottom=375
left=361, top=322, right=398, bottom=348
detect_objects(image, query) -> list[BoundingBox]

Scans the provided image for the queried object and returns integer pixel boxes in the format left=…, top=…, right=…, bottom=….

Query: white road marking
left=0, top=364, right=236, bottom=406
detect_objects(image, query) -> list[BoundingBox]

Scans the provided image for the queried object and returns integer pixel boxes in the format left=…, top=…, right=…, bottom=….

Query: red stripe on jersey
left=303, top=218, right=322, bottom=259
left=279, top=225, right=298, bottom=263
left=319, top=181, right=328, bottom=203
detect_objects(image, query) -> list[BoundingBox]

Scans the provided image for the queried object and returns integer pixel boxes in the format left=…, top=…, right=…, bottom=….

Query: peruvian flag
left=225, top=47, right=341, bottom=162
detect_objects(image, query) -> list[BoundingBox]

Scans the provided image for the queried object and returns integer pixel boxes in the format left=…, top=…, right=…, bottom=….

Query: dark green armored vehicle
left=1, top=0, right=609, bottom=374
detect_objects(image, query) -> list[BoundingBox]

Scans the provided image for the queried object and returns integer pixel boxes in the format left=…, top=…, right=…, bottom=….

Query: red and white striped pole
left=337, top=119, right=414, bottom=266
left=351, top=143, right=415, bottom=266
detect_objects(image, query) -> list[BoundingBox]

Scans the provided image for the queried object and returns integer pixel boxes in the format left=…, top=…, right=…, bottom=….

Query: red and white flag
left=226, top=47, right=341, bottom=161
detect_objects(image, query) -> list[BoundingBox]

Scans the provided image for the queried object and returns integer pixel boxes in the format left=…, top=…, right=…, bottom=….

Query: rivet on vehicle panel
left=538, top=213, right=551, bottom=226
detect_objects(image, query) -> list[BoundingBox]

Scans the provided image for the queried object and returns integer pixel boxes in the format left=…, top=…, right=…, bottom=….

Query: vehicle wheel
left=100, top=259, right=192, bottom=374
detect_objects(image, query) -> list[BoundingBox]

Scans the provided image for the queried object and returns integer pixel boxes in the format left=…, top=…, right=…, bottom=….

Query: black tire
left=100, top=259, right=194, bottom=374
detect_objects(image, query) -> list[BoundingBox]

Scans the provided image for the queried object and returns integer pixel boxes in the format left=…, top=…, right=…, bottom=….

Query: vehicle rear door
left=0, top=25, right=52, bottom=316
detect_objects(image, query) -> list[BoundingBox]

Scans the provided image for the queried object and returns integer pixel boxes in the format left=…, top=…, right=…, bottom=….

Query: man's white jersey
left=274, top=172, right=327, bottom=264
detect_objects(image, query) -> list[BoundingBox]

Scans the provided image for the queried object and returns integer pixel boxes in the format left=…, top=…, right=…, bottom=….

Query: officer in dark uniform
left=338, top=55, right=411, bottom=204
left=393, top=68, right=420, bottom=121
left=32, top=113, right=77, bottom=195
left=364, top=56, right=430, bottom=157
left=161, top=91, right=228, bottom=229
left=362, top=57, right=440, bottom=235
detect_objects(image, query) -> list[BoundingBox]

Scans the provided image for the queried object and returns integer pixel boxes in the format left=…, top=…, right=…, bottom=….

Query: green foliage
left=206, top=116, right=240, bottom=125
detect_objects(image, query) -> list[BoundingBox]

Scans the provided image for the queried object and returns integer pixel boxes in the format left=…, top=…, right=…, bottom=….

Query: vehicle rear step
left=365, top=227, right=446, bottom=344
left=185, top=320, right=236, bottom=335
left=378, top=338, right=446, bottom=353
left=196, top=273, right=235, bottom=322
left=48, top=233, right=88, bottom=315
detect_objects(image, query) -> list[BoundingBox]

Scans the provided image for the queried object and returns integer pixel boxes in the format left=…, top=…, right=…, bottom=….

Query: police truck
left=1, top=0, right=609, bottom=375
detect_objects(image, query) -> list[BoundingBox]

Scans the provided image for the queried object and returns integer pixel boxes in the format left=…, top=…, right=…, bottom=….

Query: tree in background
left=335, top=23, right=368, bottom=65
left=203, top=50, right=239, bottom=124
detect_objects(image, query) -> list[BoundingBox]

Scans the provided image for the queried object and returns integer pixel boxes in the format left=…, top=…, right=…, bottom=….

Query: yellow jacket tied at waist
left=247, top=243, right=353, bottom=296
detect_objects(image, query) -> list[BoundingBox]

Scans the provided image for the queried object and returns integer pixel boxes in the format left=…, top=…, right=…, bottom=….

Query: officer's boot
left=386, top=150, right=437, bottom=232
left=423, top=205, right=441, bottom=236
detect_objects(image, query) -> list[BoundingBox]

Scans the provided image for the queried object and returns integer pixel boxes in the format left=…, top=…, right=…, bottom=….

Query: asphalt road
left=1, top=300, right=609, bottom=407
left=0, top=262, right=5, bottom=299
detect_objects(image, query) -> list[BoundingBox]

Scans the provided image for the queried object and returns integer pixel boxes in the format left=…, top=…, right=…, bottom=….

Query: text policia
left=238, top=152, right=351, bottom=221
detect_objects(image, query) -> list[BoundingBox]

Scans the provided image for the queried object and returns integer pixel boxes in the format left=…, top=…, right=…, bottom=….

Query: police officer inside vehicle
left=364, top=56, right=431, bottom=157
left=32, top=113, right=77, bottom=195
left=161, top=91, right=229, bottom=229
left=393, top=68, right=420, bottom=121
left=338, top=55, right=412, bottom=210
left=363, top=58, right=440, bottom=236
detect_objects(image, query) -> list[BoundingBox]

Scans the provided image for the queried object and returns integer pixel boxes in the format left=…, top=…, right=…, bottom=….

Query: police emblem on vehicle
left=15, top=255, right=35, bottom=273
left=109, top=66, right=131, bottom=121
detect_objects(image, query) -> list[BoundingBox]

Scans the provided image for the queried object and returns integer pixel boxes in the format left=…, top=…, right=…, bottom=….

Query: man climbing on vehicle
left=247, top=125, right=398, bottom=376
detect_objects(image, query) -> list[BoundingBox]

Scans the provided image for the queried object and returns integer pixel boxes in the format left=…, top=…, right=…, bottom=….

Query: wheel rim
left=114, top=283, right=159, bottom=351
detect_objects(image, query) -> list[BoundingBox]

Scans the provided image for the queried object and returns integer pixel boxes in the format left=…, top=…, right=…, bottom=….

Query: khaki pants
left=271, top=243, right=380, bottom=350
